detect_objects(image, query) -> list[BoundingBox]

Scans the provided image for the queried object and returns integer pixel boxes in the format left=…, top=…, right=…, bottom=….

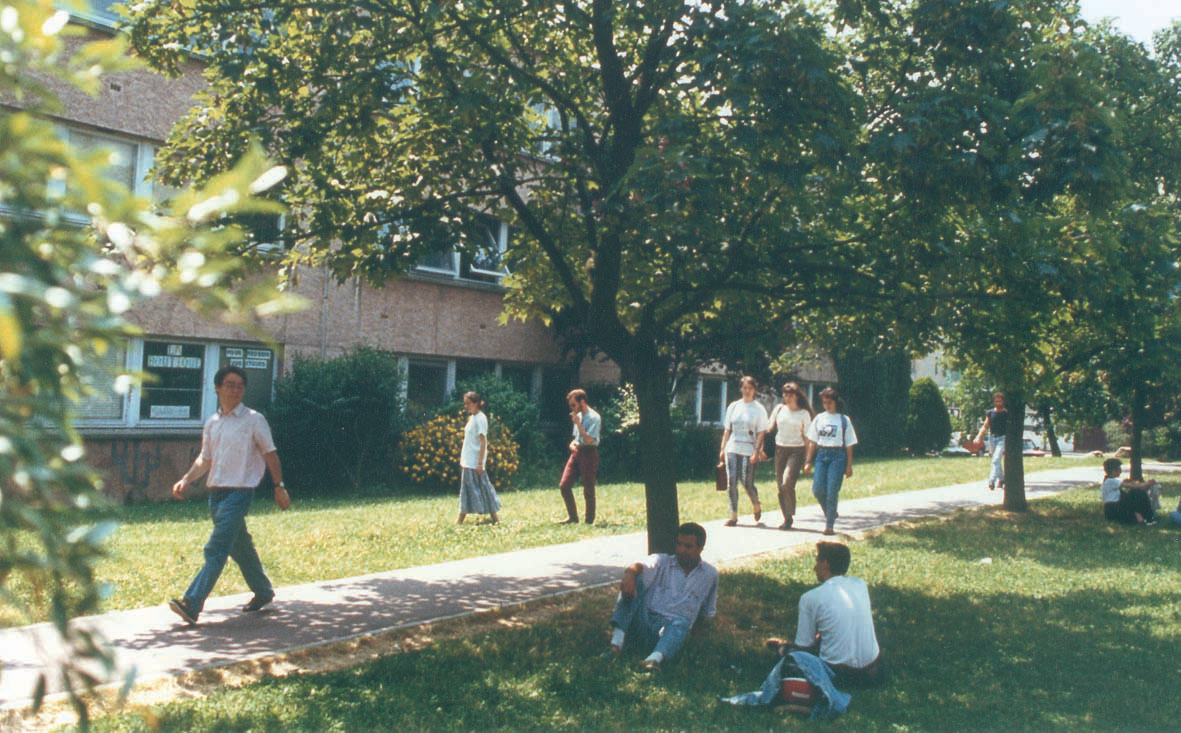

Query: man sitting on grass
left=766, top=541, right=882, bottom=688
left=724, top=541, right=879, bottom=717
left=1100, top=458, right=1158, bottom=526
left=606, top=521, right=718, bottom=671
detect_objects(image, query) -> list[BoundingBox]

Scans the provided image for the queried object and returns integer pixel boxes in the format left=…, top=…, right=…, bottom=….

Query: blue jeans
left=812, top=447, right=847, bottom=530
left=609, top=576, right=692, bottom=662
left=988, top=435, right=1005, bottom=486
left=183, top=489, right=273, bottom=614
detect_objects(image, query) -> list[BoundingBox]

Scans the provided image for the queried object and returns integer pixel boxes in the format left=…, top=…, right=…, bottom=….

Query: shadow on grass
left=82, top=489, right=1180, bottom=733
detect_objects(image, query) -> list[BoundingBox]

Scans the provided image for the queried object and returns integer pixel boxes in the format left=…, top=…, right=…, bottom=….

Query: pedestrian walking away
left=557, top=388, right=601, bottom=524
left=167, top=365, right=290, bottom=625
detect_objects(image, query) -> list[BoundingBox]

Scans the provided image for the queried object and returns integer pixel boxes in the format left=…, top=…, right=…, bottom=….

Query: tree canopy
left=127, top=0, right=1181, bottom=542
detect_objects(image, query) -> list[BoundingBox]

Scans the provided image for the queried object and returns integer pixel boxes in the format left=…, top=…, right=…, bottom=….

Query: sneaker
left=1145, top=519, right=1158, bottom=527
left=241, top=594, right=275, bottom=613
left=640, top=657, right=661, bottom=672
left=168, top=598, right=197, bottom=625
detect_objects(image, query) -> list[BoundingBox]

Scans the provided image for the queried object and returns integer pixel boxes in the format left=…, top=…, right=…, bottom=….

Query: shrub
left=905, top=377, right=952, bottom=455
left=594, top=383, right=721, bottom=481
left=439, top=374, right=545, bottom=462
left=399, top=412, right=520, bottom=492
left=270, top=348, right=405, bottom=494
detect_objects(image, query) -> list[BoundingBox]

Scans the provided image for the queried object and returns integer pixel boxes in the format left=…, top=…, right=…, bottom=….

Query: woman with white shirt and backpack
left=805, top=387, right=857, bottom=536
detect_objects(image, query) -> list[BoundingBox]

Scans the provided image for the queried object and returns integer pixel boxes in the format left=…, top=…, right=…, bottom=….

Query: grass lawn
left=2, top=455, right=1098, bottom=627
left=67, top=481, right=1180, bottom=733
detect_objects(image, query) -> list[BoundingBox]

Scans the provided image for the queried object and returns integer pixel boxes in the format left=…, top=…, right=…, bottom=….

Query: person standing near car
left=974, top=392, right=1008, bottom=491
left=168, top=365, right=289, bottom=626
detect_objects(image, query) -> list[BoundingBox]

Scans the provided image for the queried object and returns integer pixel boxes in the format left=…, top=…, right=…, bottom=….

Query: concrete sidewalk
left=0, top=464, right=1133, bottom=710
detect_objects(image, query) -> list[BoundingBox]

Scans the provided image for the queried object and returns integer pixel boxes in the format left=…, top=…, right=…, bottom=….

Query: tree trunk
left=1002, top=390, right=1027, bottom=511
left=1130, top=387, right=1146, bottom=481
left=1039, top=403, right=1061, bottom=457
left=629, top=348, right=681, bottom=554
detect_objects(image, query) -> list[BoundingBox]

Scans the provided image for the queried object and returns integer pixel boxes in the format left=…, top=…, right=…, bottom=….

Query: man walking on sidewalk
left=168, top=365, right=290, bottom=625
left=557, top=388, right=601, bottom=524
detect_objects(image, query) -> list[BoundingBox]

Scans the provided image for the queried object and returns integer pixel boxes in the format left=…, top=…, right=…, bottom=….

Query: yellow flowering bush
left=399, top=412, right=520, bottom=491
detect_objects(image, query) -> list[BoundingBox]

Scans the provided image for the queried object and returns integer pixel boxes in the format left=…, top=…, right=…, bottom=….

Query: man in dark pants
left=557, top=388, right=601, bottom=524
left=168, top=365, right=290, bottom=625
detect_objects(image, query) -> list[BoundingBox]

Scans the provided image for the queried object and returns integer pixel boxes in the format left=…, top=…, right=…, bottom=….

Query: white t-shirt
left=795, top=575, right=880, bottom=668
left=200, top=403, right=277, bottom=488
left=461, top=411, right=488, bottom=469
left=1100, top=476, right=1122, bottom=504
left=807, top=412, right=858, bottom=449
left=723, top=399, right=769, bottom=456
left=769, top=405, right=811, bottom=448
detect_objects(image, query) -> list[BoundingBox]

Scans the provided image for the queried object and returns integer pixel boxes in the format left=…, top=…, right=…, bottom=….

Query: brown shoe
left=723, top=517, right=738, bottom=527
left=753, top=504, right=762, bottom=522
left=241, top=594, right=274, bottom=612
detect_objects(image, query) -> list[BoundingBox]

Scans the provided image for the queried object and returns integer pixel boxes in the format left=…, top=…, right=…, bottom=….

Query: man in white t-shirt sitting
left=766, top=541, right=882, bottom=687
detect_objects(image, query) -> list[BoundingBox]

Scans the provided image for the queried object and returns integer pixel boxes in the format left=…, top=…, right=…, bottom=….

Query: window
left=413, top=214, right=509, bottom=284
left=140, top=341, right=205, bottom=420
left=499, top=364, right=535, bottom=398
left=406, top=360, right=449, bottom=415
left=700, top=377, right=726, bottom=425
left=540, top=366, right=576, bottom=423
left=455, top=359, right=496, bottom=386
left=74, top=342, right=127, bottom=421
left=219, top=345, right=275, bottom=412
left=75, top=338, right=278, bottom=429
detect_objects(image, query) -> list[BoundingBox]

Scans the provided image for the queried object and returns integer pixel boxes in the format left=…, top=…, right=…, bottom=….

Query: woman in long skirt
left=457, top=391, right=501, bottom=524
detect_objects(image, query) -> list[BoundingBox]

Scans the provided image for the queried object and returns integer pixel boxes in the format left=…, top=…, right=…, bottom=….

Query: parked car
left=1022, top=438, right=1046, bottom=457
left=942, top=439, right=978, bottom=457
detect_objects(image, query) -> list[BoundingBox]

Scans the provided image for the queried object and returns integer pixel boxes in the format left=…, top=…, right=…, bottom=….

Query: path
left=0, top=464, right=1143, bottom=711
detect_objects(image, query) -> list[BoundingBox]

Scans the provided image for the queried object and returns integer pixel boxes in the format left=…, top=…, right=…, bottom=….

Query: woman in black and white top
left=767, top=382, right=813, bottom=530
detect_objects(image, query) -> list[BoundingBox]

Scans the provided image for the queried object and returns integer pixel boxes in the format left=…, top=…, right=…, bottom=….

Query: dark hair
left=817, top=541, right=851, bottom=575
left=567, top=388, right=587, bottom=404
left=818, top=386, right=844, bottom=412
left=463, top=391, right=486, bottom=410
left=739, top=375, right=758, bottom=390
left=782, top=381, right=814, bottom=417
left=677, top=522, right=707, bottom=548
left=214, top=365, right=247, bottom=387
left=1103, top=457, right=1122, bottom=476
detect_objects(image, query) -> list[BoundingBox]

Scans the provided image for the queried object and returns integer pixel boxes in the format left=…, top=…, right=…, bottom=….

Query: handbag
left=715, top=461, right=727, bottom=491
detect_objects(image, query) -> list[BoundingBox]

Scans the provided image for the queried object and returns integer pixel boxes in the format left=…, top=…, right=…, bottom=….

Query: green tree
left=125, top=0, right=1145, bottom=545
left=127, top=0, right=898, bottom=552
left=1, top=1, right=298, bottom=720
left=905, top=378, right=952, bottom=455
